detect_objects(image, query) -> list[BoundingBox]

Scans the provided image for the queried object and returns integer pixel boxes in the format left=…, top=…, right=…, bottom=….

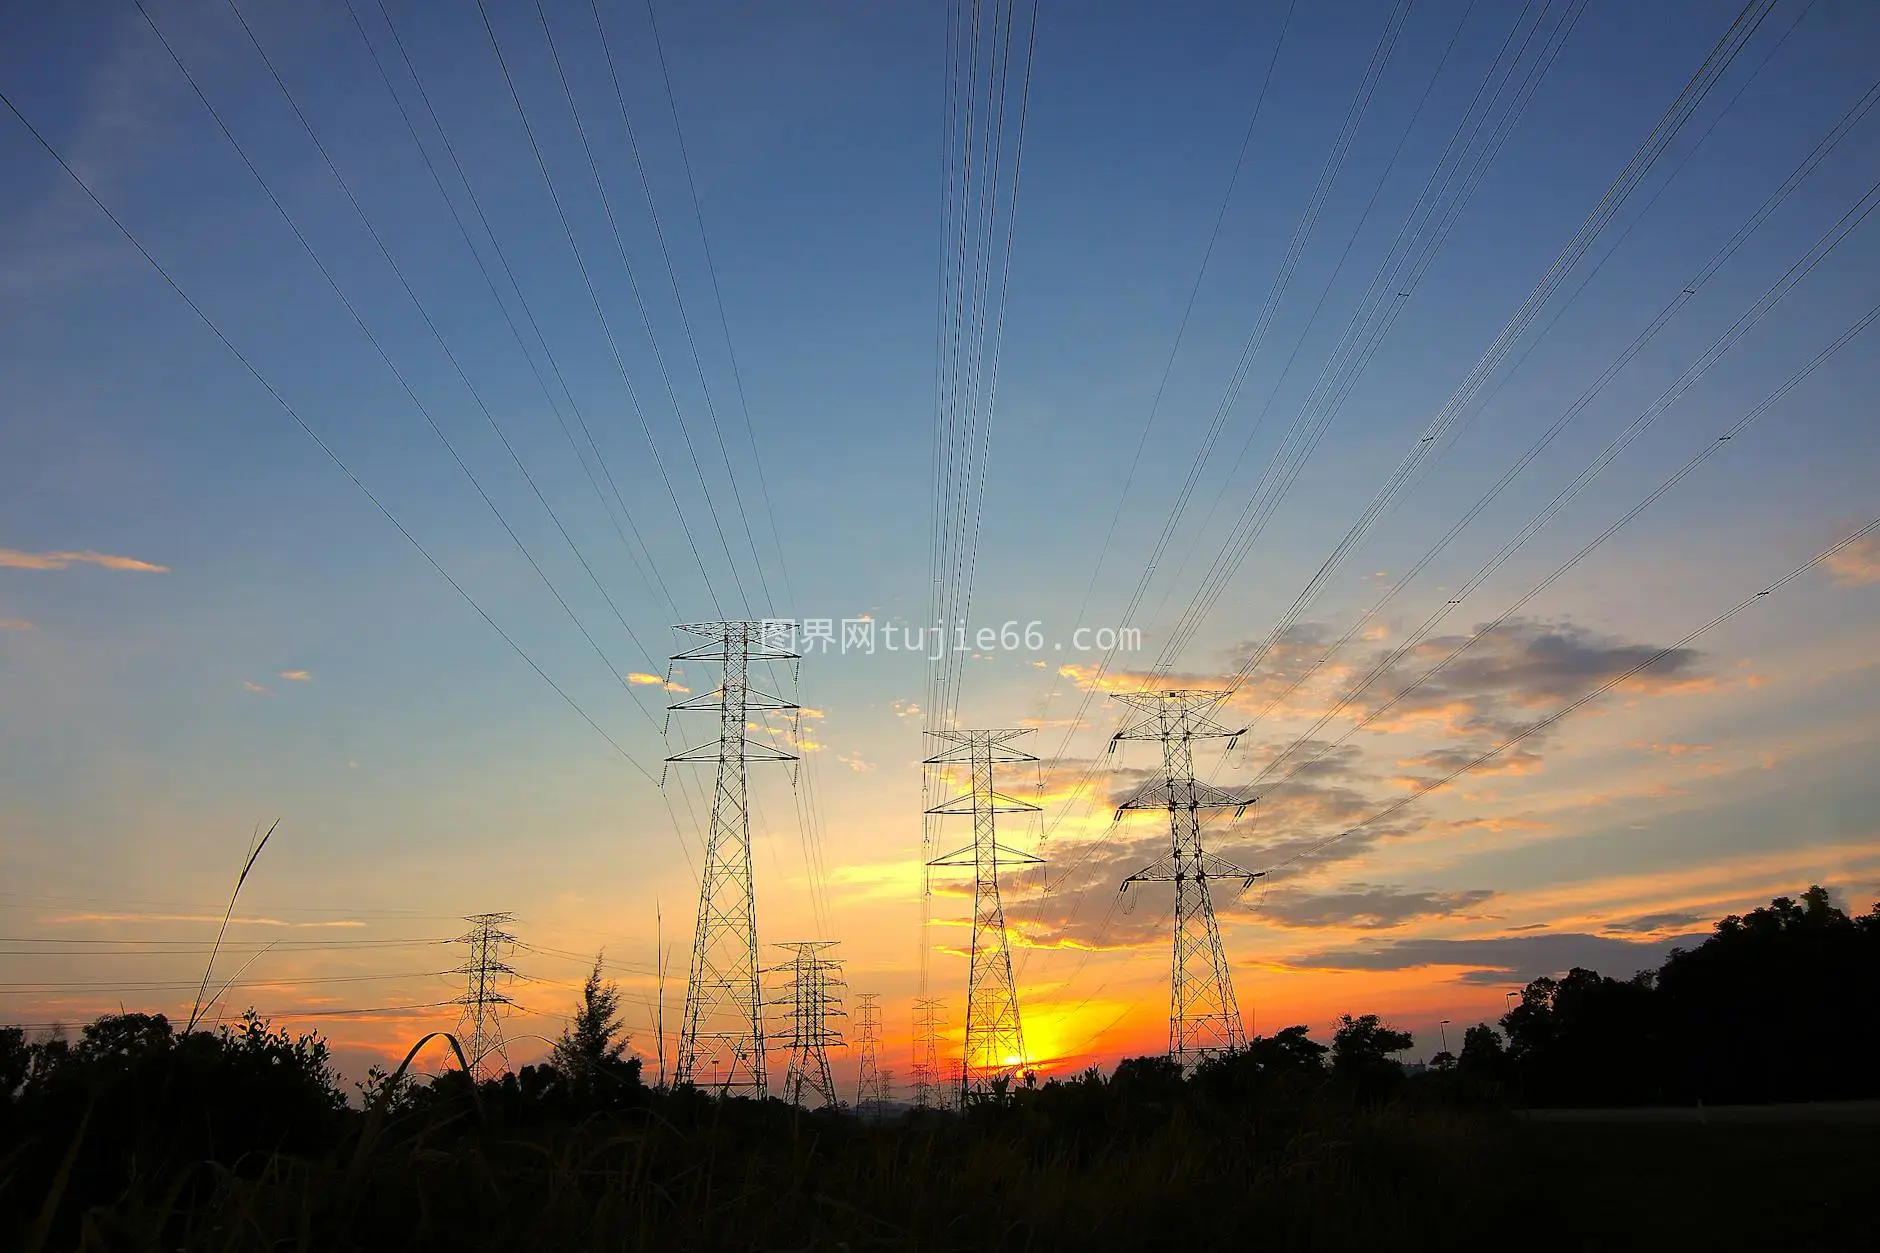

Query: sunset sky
left=4, top=0, right=1879, bottom=1091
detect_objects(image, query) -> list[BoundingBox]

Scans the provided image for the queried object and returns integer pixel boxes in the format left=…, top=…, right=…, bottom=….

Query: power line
left=347, top=0, right=680, bottom=626
left=1038, top=0, right=1300, bottom=724
left=1249, top=284, right=1880, bottom=800
left=468, top=0, right=730, bottom=620
left=527, top=0, right=757, bottom=617
left=1028, top=0, right=1461, bottom=838
left=1025, top=0, right=1776, bottom=912
left=213, top=0, right=672, bottom=737
left=1187, top=0, right=1781, bottom=704
left=1142, top=0, right=1590, bottom=675
left=0, top=971, right=452, bottom=993
left=0, top=84, right=662, bottom=792
left=641, top=0, right=798, bottom=613
left=587, top=0, right=778, bottom=614
left=1228, top=31, right=1868, bottom=777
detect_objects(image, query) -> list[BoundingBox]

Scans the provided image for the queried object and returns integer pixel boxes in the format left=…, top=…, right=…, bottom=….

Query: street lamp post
left=1439, top=1019, right=1451, bottom=1054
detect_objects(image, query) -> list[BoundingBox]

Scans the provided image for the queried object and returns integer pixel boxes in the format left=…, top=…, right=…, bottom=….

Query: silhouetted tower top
left=667, top=620, right=800, bottom=1095
left=926, top=728, right=1042, bottom=1106
left=1113, top=691, right=1261, bottom=1066
left=453, top=912, right=519, bottom=1082
left=769, top=940, right=846, bottom=1109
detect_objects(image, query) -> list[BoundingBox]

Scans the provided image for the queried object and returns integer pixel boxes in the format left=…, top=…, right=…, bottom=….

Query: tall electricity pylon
left=667, top=620, right=800, bottom=1094
left=925, top=729, right=1042, bottom=1105
left=452, top=912, right=519, bottom=1082
left=911, top=996, right=946, bottom=1110
left=769, top=940, right=846, bottom=1108
left=854, top=992, right=885, bottom=1105
left=1113, top=690, right=1262, bottom=1065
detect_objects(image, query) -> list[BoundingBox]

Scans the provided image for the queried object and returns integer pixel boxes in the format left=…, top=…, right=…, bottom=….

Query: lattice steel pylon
left=911, top=996, right=946, bottom=1110
left=666, top=620, right=801, bottom=1094
left=925, top=729, right=1042, bottom=1105
left=452, top=912, right=519, bottom=1082
left=854, top=992, right=886, bottom=1106
left=1113, top=691, right=1262, bottom=1066
left=768, top=941, right=846, bottom=1108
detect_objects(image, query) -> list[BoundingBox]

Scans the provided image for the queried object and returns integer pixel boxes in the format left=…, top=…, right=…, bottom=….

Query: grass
left=27, top=1095, right=1872, bottom=1252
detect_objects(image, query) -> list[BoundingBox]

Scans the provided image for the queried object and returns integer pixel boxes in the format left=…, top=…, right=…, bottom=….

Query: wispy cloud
left=0, top=547, right=169, bottom=573
left=242, top=681, right=271, bottom=696
left=0, top=619, right=32, bottom=631
left=278, top=670, right=311, bottom=682
left=1823, top=533, right=1880, bottom=587
left=47, top=911, right=367, bottom=928
left=1252, top=884, right=1498, bottom=931
left=1279, top=930, right=1707, bottom=983
left=627, top=672, right=688, bottom=692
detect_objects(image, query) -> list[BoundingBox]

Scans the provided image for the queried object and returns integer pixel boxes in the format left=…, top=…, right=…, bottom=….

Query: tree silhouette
left=1456, top=1023, right=1507, bottom=1083
left=1250, top=1024, right=1330, bottom=1075
left=550, top=953, right=641, bottom=1100
left=1331, top=1014, right=1414, bottom=1094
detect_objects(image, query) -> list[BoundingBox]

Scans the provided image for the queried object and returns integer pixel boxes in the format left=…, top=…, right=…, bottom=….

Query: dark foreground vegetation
left=3, top=888, right=1875, bottom=1252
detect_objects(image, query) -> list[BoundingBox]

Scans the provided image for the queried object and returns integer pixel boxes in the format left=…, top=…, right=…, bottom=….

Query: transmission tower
left=452, top=912, right=519, bottom=1082
left=925, top=729, right=1042, bottom=1105
left=1113, top=690, right=1262, bottom=1066
left=854, top=992, right=885, bottom=1106
left=768, top=940, right=846, bottom=1108
left=666, top=621, right=800, bottom=1094
left=911, top=996, right=947, bottom=1110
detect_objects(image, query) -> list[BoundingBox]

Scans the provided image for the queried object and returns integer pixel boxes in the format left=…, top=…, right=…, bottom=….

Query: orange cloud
left=0, top=618, right=31, bottom=630
left=45, top=911, right=367, bottom=928
left=1643, top=741, right=1712, bottom=756
left=278, top=670, right=311, bottom=682
left=0, top=547, right=169, bottom=572
left=1823, top=534, right=1880, bottom=586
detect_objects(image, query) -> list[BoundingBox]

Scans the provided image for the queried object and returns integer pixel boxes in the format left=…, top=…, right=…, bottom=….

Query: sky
left=3, top=0, right=1879, bottom=1093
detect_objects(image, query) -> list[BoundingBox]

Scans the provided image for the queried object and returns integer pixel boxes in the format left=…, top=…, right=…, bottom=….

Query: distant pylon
left=854, top=992, right=886, bottom=1105
left=925, top=729, right=1042, bottom=1105
left=1113, top=690, right=1262, bottom=1066
left=452, top=912, right=519, bottom=1082
left=911, top=997, right=946, bottom=1110
left=768, top=940, right=846, bottom=1108
left=666, top=621, right=800, bottom=1094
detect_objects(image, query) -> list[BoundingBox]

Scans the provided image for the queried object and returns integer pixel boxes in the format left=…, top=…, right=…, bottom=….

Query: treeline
left=1449, top=886, right=1880, bottom=1107
left=0, top=888, right=1874, bottom=1249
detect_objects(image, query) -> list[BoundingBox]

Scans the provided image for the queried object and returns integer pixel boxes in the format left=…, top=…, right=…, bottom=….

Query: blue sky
left=3, top=0, right=1878, bottom=1082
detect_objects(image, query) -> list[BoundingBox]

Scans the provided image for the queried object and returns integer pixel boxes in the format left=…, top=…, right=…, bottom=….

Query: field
left=11, top=1084, right=1875, bottom=1252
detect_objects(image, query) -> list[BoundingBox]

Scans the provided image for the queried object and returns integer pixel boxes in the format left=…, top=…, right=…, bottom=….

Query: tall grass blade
left=186, top=817, right=281, bottom=1034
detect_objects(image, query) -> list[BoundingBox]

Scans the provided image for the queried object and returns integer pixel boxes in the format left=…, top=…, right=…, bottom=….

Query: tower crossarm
left=1122, top=856, right=1265, bottom=890
left=929, top=840, right=1044, bottom=868
left=667, top=739, right=799, bottom=763
left=1114, top=780, right=1255, bottom=818
left=925, top=788, right=1039, bottom=815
